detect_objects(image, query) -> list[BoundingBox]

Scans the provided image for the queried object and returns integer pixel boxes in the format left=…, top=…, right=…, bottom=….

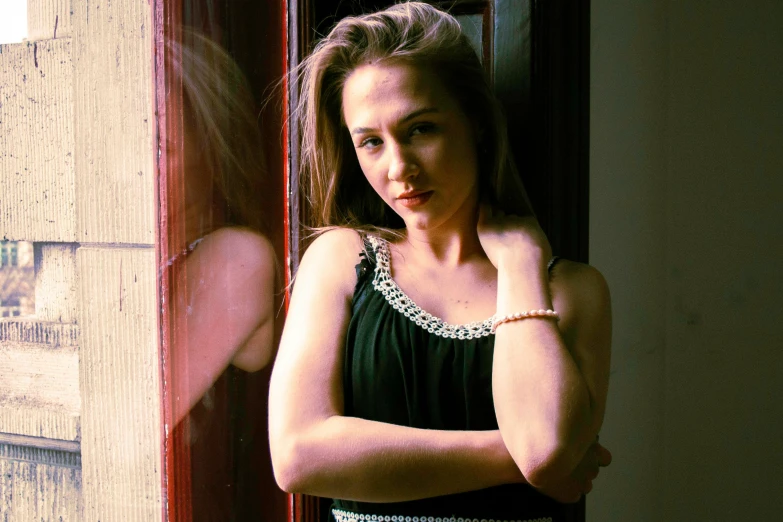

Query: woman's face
left=341, top=62, right=480, bottom=233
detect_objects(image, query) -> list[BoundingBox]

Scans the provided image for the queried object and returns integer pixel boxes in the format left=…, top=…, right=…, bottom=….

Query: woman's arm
left=171, top=227, right=276, bottom=425
left=478, top=208, right=612, bottom=488
left=268, top=229, right=524, bottom=502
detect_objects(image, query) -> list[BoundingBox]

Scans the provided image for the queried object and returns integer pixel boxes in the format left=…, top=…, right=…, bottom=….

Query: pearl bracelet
left=491, top=309, right=559, bottom=333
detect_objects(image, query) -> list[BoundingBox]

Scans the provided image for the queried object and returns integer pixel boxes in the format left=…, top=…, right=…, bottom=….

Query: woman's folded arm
left=269, top=229, right=525, bottom=502
left=492, top=255, right=612, bottom=487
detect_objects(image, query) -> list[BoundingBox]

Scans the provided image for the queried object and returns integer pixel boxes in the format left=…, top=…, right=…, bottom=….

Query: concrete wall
left=0, top=0, right=162, bottom=520
left=590, top=1, right=783, bottom=520
left=589, top=2, right=668, bottom=520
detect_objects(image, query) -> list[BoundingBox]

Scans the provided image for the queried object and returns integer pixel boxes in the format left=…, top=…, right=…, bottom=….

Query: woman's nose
left=387, top=142, right=418, bottom=182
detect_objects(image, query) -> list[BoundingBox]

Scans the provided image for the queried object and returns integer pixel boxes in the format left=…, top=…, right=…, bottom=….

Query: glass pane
left=159, top=1, right=287, bottom=520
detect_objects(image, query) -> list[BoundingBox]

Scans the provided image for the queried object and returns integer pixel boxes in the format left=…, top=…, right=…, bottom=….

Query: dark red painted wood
left=156, top=0, right=290, bottom=520
left=154, top=0, right=193, bottom=520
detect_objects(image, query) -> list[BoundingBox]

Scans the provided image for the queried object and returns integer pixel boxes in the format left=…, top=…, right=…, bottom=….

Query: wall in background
left=589, top=3, right=668, bottom=520
left=589, top=1, right=783, bottom=520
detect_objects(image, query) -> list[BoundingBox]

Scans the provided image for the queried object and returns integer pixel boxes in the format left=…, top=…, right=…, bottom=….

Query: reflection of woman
left=165, top=31, right=276, bottom=427
left=269, top=3, right=612, bottom=521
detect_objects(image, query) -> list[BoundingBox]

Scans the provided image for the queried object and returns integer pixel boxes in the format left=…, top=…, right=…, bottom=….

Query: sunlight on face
left=342, top=62, right=481, bottom=233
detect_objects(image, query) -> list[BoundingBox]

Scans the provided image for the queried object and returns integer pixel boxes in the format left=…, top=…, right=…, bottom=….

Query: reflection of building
left=0, top=241, right=34, bottom=317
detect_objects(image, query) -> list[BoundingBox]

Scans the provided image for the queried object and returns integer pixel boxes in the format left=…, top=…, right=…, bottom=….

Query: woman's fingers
left=549, top=442, right=609, bottom=502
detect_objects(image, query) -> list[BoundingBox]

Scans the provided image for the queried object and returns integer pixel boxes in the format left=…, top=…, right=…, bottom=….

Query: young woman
left=269, top=3, right=612, bottom=521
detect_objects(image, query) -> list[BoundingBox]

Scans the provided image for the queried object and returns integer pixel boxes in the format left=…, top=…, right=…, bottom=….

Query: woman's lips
left=397, top=190, right=433, bottom=208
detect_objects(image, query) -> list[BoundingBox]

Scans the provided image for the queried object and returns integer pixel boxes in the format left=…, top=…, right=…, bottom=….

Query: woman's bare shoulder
left=304, top=228, right=365, bottom=254
left=185, top=227, right=276, bottom=301
left=550, top=260, right=611, bottom=332
left=295, top=228, right=366, bottom=294
left=300, top=228, right=365, bottom=269
left=551, top=259, right=608, bottom=292
left=198, top=226, right=275, bottom=265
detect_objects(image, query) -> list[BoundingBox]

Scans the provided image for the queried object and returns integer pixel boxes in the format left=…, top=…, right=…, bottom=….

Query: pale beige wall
left=28, top=0, right=72, bottom=40
left=0, top=10, right=83, bottom=513
left=0, top=0, right=162, bottom=520
left=0, top=444, right=82, bottom=521
left=0, top=37, right=76, bottom=242
left=590, top=1, right=783, bottom=520
left=589, top=3, right=668, bottom=520
left=662, top=2, right=783, bottom=518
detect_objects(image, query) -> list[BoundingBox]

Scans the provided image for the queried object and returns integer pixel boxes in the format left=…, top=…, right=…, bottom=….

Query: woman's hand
left=533, top=441, right=613, bottom=503
left=477, top=204, right=552, bottom=270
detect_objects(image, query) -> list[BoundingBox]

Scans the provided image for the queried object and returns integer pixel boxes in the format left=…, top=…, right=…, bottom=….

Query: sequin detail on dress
left=333, top=508, right=553, bottom=522
left=367, top=236, right=496, bottom=340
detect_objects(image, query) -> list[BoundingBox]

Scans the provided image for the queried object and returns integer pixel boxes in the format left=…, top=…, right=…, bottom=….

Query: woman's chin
left=402, top=214, right=440, bottom=233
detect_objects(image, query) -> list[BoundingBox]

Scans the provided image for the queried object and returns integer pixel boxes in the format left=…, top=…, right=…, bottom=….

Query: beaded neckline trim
left=333, top=508, right=553, bottom=522
left=367, top=235, right=496, bottom=340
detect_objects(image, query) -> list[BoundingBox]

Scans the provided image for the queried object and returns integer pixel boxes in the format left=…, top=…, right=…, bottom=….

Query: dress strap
left=160, top=236, right=206, bottom=276
left=354, top=234, right=377, bottom=282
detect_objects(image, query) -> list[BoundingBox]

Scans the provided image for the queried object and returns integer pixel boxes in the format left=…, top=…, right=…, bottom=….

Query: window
left=0, top=297, right=21, bottom=317
left=0, top=242, right=34, bottom=317
left=1, top=243, right=19, bottom=267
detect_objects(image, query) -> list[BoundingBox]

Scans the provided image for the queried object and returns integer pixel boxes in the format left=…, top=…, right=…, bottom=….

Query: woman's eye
left=359, top=137, right=382, bottom=149
left=410, top=123, right=435, bottom=136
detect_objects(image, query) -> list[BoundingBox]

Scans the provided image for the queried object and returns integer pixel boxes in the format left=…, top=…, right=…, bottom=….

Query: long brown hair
left=294, top=2, right=533, bottom=238
left=168, top=29, right=268, bottom=235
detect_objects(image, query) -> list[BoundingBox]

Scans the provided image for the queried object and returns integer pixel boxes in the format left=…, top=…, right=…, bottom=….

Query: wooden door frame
left=154, top=0, right=191, bottom=519
left=525, top=0, right=591, bottom=263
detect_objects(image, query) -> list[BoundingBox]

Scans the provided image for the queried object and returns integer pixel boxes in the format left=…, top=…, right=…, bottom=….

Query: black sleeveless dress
left=329, top=235, right=574, bottom=522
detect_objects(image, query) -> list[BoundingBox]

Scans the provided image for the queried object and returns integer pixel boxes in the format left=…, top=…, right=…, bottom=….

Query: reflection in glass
left=162, top=27, right=283, bottom=520
left=166, top=30, right=276, bottom=425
